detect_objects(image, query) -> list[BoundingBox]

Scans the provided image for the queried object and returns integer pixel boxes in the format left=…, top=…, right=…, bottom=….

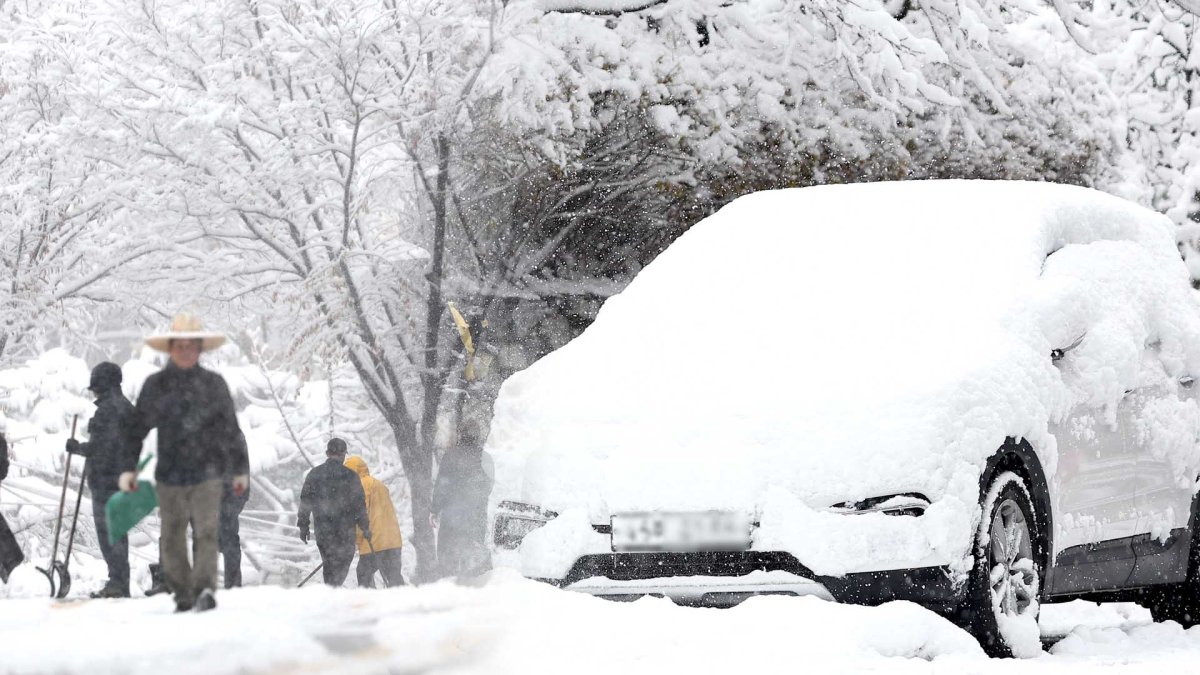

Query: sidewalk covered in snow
left=1, top=570, right=1198, bottom=674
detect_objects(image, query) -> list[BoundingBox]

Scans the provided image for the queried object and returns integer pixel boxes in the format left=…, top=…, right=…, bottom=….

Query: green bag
left=105, top=454, right=157, bottom=546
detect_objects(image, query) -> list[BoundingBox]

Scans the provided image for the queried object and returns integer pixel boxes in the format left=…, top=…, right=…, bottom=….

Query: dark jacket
left=75, top=387, right=135, bottom=490
left=0, top=432, right=8, bottom=482
left=433, top=446, right=494, bottom=529
left=298, top=458, right=369, bottom=546
left=124, top=363, right=248, bottom=486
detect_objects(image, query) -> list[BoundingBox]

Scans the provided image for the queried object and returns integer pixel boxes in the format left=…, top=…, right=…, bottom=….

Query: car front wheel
left=960, top=471, right=1043, bottom=658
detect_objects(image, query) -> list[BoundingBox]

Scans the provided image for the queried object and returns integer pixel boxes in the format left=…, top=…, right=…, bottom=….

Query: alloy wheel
left=987, top=497, right=1038, bottom=617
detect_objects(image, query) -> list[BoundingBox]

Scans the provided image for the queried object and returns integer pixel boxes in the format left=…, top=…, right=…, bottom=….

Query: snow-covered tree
left=464, top=0, right=1120, bottom=312
left=1077, top=2, right=1200, bottom=281
left=82, top=0, right=513, bottom=578
left=0, top=3, right=193, bottom=365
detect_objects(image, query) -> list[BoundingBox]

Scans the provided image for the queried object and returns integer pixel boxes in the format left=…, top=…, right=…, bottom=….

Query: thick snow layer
left=1, top=570, right=1198, bottom=673
left=489, top=180, right=1200, bottom=576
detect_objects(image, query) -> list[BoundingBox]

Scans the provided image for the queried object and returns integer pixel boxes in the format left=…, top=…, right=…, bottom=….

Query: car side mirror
left=1051, top=334, right=1085, bottom=363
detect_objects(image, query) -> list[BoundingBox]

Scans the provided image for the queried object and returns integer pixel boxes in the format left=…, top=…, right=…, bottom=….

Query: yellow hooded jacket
left=344, top=455, right=403, bottom=554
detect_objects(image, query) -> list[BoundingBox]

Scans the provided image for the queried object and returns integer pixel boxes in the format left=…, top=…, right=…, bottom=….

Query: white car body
left=486, top=180, right=1200, bottom=616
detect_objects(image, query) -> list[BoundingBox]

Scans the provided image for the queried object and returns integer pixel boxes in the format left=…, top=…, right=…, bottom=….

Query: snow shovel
left=297, top=563, right=323, bottom=588
left=38, top=416, right=78, bottom=598
left=52, top=457, right=90, bottom=599
left=105, top=454, right=157, bottom=546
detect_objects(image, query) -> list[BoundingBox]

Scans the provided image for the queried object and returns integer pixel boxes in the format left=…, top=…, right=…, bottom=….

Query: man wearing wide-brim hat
left=120, top=313, right=249, bottom=612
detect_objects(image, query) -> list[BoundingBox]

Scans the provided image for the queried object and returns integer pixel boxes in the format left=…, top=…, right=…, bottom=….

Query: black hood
left=88, top=362, right=123, bottom=393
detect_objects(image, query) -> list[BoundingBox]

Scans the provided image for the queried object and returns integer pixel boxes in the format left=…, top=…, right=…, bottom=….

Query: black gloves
left=65, top=438, right=82, bottom=455
left=299, top=528, right=309, bottom=544
left=363, top=528, right=373, bottom=543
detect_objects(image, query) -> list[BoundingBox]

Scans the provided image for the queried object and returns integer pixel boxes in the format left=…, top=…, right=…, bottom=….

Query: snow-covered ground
left=0, top=567, right=1196, bottom=674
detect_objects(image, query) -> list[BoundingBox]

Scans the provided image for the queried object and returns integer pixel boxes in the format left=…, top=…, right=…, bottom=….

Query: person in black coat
left=432, top=421, right=494, bottom=579
left=121, top=315, right=249, bottom=612
left=297, top=438, right=370, bottom=586
left=218, top=431, right=251, bottom=589
left=65, top=362, right=135, bottom=598
left=0, top=431, right=24, bottom=584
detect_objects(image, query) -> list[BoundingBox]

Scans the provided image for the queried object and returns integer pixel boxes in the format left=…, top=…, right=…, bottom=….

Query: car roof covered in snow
left=488, top=180, right=1200, bottom=530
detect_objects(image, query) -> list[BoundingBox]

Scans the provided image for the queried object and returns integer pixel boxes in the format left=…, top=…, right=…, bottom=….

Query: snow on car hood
left=489, top=181, right=1200, bottom=523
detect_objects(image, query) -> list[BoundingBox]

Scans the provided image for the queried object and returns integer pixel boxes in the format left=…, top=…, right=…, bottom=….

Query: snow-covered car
left=486, top=180, right=1200, bottom=657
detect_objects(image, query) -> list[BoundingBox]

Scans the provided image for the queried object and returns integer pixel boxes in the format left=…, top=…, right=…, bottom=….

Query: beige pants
left=157, top=479, right=222, bottom=603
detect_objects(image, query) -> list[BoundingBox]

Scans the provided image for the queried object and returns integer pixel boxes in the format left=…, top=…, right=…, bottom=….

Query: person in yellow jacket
left=343, top=455, right=406, bottom=587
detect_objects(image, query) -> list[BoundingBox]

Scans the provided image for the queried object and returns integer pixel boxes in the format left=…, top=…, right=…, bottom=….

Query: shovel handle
left=46, top=415, right=79, bottom=574
left=62, top=459, right=89, bottom=567
left=297, top=563, right=323, bottom=588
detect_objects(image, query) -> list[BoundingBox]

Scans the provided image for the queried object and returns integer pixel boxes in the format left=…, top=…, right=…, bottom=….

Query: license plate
left=610, top=511, right=752, bottom=552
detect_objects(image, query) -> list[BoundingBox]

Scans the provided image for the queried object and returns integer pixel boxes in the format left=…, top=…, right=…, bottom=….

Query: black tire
left=957, top=472, right=1043, bottom=658
left=1141, top=514, right=1200, bottom=625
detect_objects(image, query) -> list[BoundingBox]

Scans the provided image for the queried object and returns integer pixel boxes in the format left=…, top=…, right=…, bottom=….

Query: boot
left=146, top=563, right=168, bottom=596
left=89, top=582, right=130, bottom=599
left=193, top=588, right=217, bottom=612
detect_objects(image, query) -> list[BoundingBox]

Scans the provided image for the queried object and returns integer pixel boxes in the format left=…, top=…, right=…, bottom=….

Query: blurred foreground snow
left=0, top=568, right=1196, bottom=674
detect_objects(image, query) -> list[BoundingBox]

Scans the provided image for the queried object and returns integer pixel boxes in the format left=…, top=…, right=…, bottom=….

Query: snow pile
left=1039, top=601, right=1151, bottom=638
left=489, top=180, right=1200, bottom=575
left=8, top=570, right=1200, bottom=673
left=1050, top=621, right=1200, bottom=663
left=477, top=586, right=987, bottom=671
left=0, top=571, right=991, bottom=673
left=0, top=349, right=92, bottom=464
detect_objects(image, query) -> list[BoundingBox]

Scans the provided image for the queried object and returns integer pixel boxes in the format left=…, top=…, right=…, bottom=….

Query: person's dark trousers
left=218, top=485, right=249, bottom=589
left=356, top=548, right=405, bottom=588
left=0, top=511, right=23, bottom=583
left=437, top=526, right=470, bottom=578
left=316, top=538, right=355, bottom=587
left=90, top=485, right=129, bottom=592
left=438, top=518, right=490, bottom=579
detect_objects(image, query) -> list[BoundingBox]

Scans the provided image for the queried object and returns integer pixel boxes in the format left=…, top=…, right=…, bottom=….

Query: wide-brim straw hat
left=144, top=313, right=226, bottom=353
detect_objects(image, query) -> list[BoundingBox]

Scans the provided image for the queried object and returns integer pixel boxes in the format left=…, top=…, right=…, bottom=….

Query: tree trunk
left=412, top=132, right=453, bottom=582
left=390, top=416, right=436, bottom=582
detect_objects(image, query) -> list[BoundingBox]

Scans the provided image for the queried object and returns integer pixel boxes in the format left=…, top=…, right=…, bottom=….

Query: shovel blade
left=37, top=561, right=71, bottom=599
left=54, top=561, right=71, bottom=598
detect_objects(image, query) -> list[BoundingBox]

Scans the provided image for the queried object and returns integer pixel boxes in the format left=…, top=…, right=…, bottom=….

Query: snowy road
left=2, top=569, right=1199, bottom=674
